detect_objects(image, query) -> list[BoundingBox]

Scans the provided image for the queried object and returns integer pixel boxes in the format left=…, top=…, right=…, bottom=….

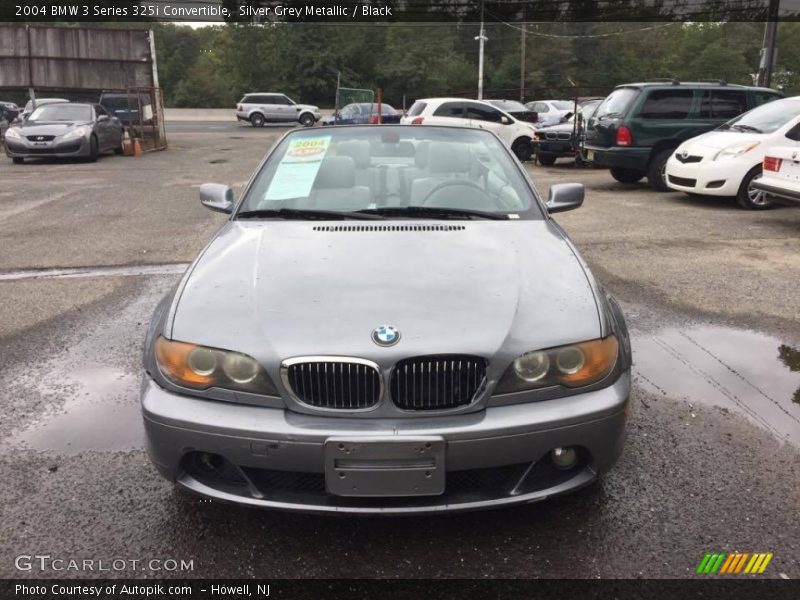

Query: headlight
left=494, top=336, right=619, bottom=394
left=154, top=336, right=278, bottom=395
left=5, top=128, right=21, bottom=139
left=713, top=141, right=760, bottom=161
left=62, top=126, right=89, bottom=139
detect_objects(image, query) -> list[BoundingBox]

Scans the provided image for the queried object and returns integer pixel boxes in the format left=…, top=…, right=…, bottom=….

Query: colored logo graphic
left=696, top=552, right=773, bottom=575
left=372, top=325, right=400, bottom=347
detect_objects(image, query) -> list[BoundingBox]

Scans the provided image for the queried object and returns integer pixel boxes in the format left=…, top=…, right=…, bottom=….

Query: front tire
left=250, top=113, right=265, bottom=128
left=646, top=149, right=673, bottom=192
left=736, top=165, right=773, bottom=210
left=537, top=152, right=556, bottom=166
left=610, top=167, right=644, bottom=183
left=299, top=113, right=315, bottom=127
left=87, top=135, right=99, bottom=162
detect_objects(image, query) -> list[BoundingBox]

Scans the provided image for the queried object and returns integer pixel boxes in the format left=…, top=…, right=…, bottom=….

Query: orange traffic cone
left=121, top=130, right=133, bottom=156
left=132, top=137, right=143, bottom=157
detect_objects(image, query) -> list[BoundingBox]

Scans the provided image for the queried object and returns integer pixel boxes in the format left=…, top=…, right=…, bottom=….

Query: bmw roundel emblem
left=681, top=148, right=689, bottom=158
left=372, top=325, right=400, bottom=347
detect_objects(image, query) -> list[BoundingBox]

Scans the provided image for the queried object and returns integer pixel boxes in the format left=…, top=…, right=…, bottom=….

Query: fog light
left=550, top=446, right=578, bottom=470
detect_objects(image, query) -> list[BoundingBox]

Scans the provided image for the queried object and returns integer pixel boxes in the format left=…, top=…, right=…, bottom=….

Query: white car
left=401, top=97, right=536, bottom=161
left=235, top=93, right=321, bottom=128
left=665, top=96, right=800, bottom=209
left=752, top=147, right=800, bottom=206
left=524, top=100, right=574, bottom=127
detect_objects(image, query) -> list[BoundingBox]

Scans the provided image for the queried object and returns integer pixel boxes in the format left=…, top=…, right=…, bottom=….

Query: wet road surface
left=1, top=132, right=798, bottom=579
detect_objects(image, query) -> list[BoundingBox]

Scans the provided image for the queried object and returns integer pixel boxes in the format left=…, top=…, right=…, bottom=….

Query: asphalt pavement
left=0, top=130, right=798, bottom=579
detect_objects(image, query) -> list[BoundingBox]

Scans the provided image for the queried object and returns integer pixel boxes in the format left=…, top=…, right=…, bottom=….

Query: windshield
left=239, top=126, right=537, bottom=219
left=29, top=104, right=92, bottom=122
left=594, top=88, right=638, bottom=120
left=722, top=97, right=800, bottom=134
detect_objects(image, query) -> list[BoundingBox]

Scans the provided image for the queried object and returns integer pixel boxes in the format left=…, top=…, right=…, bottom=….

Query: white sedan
left=665, top=96, right=800, bottom=209
left=752, top=147, right=800, bottom=206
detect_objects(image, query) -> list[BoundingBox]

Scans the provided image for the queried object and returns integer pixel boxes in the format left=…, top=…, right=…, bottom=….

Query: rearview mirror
left=545, top=183, right=584, bottom=213
left=200, top=183, right=235, bottom=214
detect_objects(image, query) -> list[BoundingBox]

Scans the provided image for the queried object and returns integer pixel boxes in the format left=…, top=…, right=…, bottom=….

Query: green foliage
left=146, top=21, right=795, bottom=108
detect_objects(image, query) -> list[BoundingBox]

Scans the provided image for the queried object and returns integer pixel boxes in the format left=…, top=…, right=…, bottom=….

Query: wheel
left=736, top=165, right=773, bottom=210
left=609, top=167, right=644, bottom=183
left=511, top=138, right=533, bottom=162
left=87, top=135, right=99, bottom=162
left=299, top=113, right=315, bottom=127
left=250, top=113, right=265, bottom=128
left=537, top=152, right=557, bottom=166
left=12, top=157, right=24, bottom=164
left=646, top=148, right=674, bottom=192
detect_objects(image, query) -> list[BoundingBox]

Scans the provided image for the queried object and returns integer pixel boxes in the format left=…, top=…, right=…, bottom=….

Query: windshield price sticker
left=265, top=136, right=332, bottom=201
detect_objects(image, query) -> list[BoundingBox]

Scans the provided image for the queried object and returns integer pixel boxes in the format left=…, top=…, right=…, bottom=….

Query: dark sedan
left=534, top=99, right=602, bottom=166
left=5, top=102, right=123, bottom=164
left=322, top=103, right=402, bottom=126
left=485, top=99, right=538, bottom=124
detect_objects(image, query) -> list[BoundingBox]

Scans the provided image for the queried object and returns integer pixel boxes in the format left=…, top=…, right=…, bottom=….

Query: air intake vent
left=391, top=355, right=487, bottom=411
left=282, top=358, right=382, bottom=410
left=313, top=224, right=465, bottom=232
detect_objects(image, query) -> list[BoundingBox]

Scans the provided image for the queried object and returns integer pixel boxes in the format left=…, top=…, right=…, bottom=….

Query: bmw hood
left=170, top=221, right=601, bottom=370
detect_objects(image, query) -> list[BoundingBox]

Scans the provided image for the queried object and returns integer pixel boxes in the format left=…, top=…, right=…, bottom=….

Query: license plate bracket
left=324, top=436, right=445, bottom=497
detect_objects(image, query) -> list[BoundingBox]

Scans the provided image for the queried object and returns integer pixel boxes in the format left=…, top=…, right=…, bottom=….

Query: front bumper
left=141, top=371, right=630, bottom=514
left=5, top=135, right=89, bottom=158
left=665, top=156, right=744, bottom=196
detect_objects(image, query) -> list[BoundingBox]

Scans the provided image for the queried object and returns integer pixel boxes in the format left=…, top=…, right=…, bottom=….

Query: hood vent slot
left=313, top=224, right=465, bottom=232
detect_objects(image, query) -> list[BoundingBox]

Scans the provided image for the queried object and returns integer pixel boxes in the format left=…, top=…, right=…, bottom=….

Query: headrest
left=428, top=142, right=470, bottom=173
left=414, top=141, right=430, bottom=167
left=314, top=156, right=355, bottom=189
left=336, top=140, right=371, bottom=168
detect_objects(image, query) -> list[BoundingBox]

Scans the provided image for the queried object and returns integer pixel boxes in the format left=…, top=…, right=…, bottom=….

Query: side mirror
left=545, top=183, right=584, bottom=213
left=200, top=183, right=235, bottom=214
left=501, top=115, right=511, bottom=125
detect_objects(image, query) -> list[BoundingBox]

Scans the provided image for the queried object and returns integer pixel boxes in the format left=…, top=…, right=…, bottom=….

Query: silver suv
left=236, top=93, right=321, bottom=128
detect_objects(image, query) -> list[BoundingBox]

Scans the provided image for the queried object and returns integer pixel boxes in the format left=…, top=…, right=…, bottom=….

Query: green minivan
left=584, top=80, right=782, bottom=191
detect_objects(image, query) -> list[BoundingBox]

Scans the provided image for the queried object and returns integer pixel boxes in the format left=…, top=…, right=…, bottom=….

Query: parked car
left=236, top=93, right=321, bottom=128
left=0, top=113, right=7, bottom=142
left=322, top=102, right=401, bottom=126
left=5, top=102, right=123, bottom=163
left=19, top=98, right=69, bottom=121
left=584, top=80, right=782, bottom=191
left=140, top=124, right=632, bottom=514
left=1, top=101, right=20, bottom=123
left=401, top=97, right=536, bottom=161
left=99, top=92, right=153, bottom=127
left=525, top=100, right=574, bottom=127
left=485, top=99, right=538, bottom=123
left=534, top=99, right=602, bottom=166
left=665, top=96, right=800, bottom=209
left=752, top=146, right=800, bottom=207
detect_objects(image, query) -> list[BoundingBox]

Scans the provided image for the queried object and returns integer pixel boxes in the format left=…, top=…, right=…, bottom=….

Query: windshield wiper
left=236, top=208, right=384, bottom=220
left=355, top=206, right=509, bottom=220
left=730, top=124, right=762, bottom=133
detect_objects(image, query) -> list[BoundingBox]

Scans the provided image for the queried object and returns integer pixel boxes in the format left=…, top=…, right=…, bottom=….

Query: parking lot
left=1, top=123, right=798, bottom=579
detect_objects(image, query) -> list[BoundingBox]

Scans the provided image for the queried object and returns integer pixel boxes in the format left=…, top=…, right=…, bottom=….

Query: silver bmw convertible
left=142, top=125, right=631, bottom=514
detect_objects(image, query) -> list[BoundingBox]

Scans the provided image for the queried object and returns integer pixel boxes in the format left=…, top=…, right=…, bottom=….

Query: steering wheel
left=421, top=179, right=493, bottom=208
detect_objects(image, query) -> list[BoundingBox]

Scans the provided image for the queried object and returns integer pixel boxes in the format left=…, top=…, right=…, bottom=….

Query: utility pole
left=475, top=1, right=487, bottom=99
left=757, top=0, right=780, bottom=87
left=519, top=20, right=526, bottom=102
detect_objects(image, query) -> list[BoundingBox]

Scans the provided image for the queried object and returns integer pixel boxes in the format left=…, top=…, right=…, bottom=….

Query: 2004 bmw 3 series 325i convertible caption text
left=141, top=125, right=632, bottom=514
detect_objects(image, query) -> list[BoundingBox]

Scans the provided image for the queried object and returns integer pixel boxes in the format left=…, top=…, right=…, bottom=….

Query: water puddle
left=634, top=326, right=800, bottom=446
left=0, top=262, right=189, bottom=282
left=6, top=366, right=143, bottom=455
